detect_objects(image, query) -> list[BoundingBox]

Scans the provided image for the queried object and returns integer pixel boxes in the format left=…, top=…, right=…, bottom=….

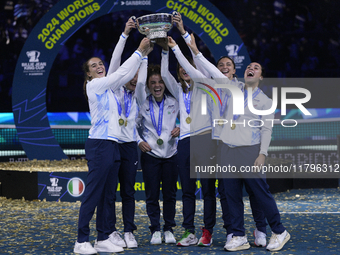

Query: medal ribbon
left=233, top=87, right=261, bottom=121
left=182, top=90, right=191, bottom=115
left=113, top=91, right=122, bottom=117
left=124, top=88, right=133, bottom=118
left=149, top=95, right=164, bottom=137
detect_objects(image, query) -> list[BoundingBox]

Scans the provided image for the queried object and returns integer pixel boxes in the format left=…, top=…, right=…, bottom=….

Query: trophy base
left=147, top=30, right=167, bottom=40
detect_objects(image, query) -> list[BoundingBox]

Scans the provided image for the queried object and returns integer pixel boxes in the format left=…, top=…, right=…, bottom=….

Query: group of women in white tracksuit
left=73, top=14, right=291, bottom=255
left=177, top=16, right=290, bottom=251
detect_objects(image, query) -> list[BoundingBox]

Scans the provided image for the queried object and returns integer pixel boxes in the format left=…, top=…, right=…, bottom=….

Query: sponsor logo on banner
left=47, top=177, right=62, bottom=196
left=67, top=177, right=85, bottom=197
left=121, top=0, right=151, bottom=5
left=225, top=44, right=245, bottom=69
left=21, top=50, right=47, bottom=76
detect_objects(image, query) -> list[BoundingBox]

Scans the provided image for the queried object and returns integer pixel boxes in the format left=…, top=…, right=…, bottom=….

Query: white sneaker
left=73, top=241, right=97, bottom=254
left=94, top=239, right=124, bottom=253
left=266, top=230, right=290, bottom=251
left=224, top=236, right=251, bottom=251
left=124, top=232, right=138, bottom=248
left=150, top=231, right=162, bottom=245
left=164, top=231, right=176, bottom=244
left=176, top=230, right=198, bottom=246
left=226, top=233, right=233, bottom=244
left=109, top=231, right=126, bottom=247
left=254, top=228, right=267, bottom=247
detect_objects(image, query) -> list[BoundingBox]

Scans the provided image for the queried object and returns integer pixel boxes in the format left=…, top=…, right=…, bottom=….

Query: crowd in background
left=0, top=0, right=339, bottom=112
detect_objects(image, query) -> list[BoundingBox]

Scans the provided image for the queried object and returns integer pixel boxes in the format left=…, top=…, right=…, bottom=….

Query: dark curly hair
left=147, top=64, right=161, bottom=85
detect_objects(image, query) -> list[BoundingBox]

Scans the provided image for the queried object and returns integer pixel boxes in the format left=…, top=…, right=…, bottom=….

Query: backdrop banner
left=12, top=0, right=250, bottom=161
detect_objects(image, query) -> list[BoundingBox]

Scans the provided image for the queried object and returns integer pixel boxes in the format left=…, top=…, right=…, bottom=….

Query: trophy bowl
left=136, top=13, right=174, bottom=40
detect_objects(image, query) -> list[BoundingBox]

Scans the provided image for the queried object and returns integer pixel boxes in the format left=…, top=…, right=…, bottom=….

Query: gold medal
left=218, top=119, right=224, bottom=126
left=119, top=118, right=124, bottom=126
left=157, top=138, right=164, bottom=145
left=231, top=123, right=236, bottom=130
left=124, top=119, right=128, bottom=127
left=186, top=116, right=192, bottom=124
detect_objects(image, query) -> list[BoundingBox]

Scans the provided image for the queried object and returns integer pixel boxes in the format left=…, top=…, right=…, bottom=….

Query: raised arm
left=109, top=38, right=151, bottom=91
left=168, top=36, right=207, bottom=80
left=135, top=55, right=148, bottom=107
left=157, top=38, right=181, bottom=101
left=91, top=38, right=150, bottom=95
left=107, top=17, right=136, bottom=75
left=186, top=33, right=226, bottom=80
left=173, top=13, right=210, bottom=78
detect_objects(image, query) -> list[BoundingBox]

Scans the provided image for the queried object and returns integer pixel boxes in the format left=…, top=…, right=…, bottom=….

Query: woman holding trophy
left=104, top=17, right=144, bottom=249
left=74, top=36, right=151, bottom=254
left=158, top=32, right=223, bottom=247
left=161, top=13, right=230, bottom=247
left=135, top=48, right=180, bottom=245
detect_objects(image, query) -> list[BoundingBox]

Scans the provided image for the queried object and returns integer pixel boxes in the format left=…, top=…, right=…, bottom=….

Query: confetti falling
left=0, top=188, right=339, bottom=254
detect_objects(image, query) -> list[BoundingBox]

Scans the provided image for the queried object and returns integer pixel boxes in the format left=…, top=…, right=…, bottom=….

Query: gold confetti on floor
left=0, top=188, right=339, bottom=254
left=0, top=159, right=88, bottom=172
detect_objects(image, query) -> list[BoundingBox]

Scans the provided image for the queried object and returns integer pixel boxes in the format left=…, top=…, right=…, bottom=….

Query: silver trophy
left=133, top=12, right=177, bottom=40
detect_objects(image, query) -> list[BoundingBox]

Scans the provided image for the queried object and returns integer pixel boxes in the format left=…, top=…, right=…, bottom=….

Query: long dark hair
left=176, top=56, right=196, bottom=92
left=259, top=63, right=265, bottom=77
left=82, top=56, right=105, bottom=101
